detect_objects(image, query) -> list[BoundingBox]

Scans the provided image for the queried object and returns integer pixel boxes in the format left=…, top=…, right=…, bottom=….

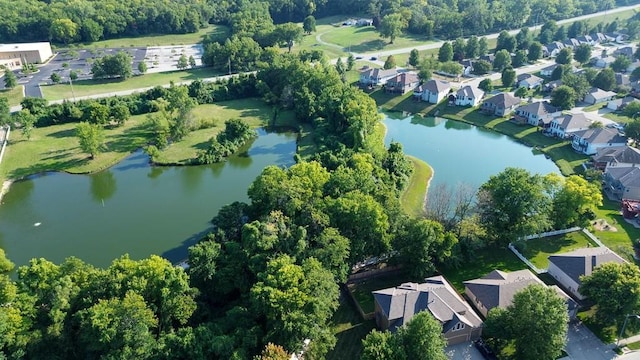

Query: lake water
left=0, top=129, right=297, bottom=268
left=383, top=115, right=559, bottom=190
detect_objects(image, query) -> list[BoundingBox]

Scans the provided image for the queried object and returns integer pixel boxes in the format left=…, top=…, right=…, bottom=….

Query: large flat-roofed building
left=0, top=42, right=53, bottom=69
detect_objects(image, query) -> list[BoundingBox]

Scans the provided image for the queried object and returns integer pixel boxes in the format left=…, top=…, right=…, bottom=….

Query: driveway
left=445, top=342, right=485, bottom=360
left=566, top=322, right=616, bottom=360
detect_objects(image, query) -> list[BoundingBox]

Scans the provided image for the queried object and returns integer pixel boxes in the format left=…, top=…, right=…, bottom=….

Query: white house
left=513, top=101, right=561, bottom=127
left=607, top=96, right=638, bottom=111
left=455, top=85, right=484, bottom=107
left=517, top=73, right=544, bottom=89
left=540, top=64, right=559, bottom=77
left=571, top=127, right=627, bottom=155
left=421, top=79, right=451, bottom=104
left=548, top=113, right=593, bottom=138
left=584, top=87, right=617, bottom=105
left=548, top=247, right=626, bottom=300
left=359, top=67, right=397, bottom=86
left=0, top=42, right=53, bottom=70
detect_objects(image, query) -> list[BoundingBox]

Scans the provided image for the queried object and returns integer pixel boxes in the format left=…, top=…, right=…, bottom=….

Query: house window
left=453, top=322, right=465, bottom=331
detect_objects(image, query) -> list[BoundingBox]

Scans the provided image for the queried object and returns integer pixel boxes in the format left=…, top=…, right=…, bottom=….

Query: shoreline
left=0, top=180, right=13, bottom=203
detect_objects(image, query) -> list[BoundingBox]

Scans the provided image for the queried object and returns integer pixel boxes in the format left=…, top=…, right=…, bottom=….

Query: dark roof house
left=593, top=145, right=640, bottom=170
left=481, top=93, right=521, bottom=117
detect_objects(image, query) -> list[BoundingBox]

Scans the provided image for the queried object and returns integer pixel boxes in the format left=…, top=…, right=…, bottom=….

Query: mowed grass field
left=0, top=86, right=24, bottom=107
left=514, top=230, right=598, bottom=269
left=41, top=68, right=222, bottom=101
left=0, top=99, right=288, bottom=182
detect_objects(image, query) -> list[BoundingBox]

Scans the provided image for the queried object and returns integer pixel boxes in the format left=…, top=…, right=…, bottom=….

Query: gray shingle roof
left=548, top=247, right=626, bottom=284
left=606, top=166, right=640, bottom=188
left=464, top=269, right=544, bottom=312
left=554, top=113, right=591, bottom=131
left=572, top=127, right=627, bottom=145
left=517, top=73, right=543, bottom=84
left=483, top=93, right=520, bottom=108
left=587, top=87, right=617, bottom=100
left=593, top=145, right=640, bottom=166
left=373, top=275, right=482, bottom=331
left=456, top=85, right=484, bottom=99
left=424, top=79, right=451, bottom=94
left=515, top=101, right=558, bottom=117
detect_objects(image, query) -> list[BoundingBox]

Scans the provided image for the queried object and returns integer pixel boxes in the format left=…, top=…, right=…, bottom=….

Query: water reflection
left=90, top=170, right=117, bottom=203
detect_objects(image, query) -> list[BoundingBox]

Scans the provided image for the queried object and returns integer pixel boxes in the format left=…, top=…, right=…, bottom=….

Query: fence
left=508, top=243, right=546, bottom=274
left=521, top=227, right=581, bottom=240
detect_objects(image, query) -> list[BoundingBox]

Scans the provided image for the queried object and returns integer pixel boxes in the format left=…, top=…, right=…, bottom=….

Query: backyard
left=513, top=230, right=598, bottom=269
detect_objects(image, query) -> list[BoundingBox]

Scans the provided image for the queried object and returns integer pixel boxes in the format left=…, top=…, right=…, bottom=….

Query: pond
left=383, top=114, right=559, bottom=190
left=0, top=129, right=297, bottom=268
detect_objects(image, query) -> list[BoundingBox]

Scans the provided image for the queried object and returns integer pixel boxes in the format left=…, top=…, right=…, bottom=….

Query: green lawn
left=583, top=103, right=606, bottom=112
left=400, top=156, right=431, bottom=217
left=0, top=86, right=24, bottom=107
left=439, top=246, right=527, bottom=292
left=592, top=198, right=640, bottom=261
left=72, top=25, right=229, bottom=48
left=604, top=112, right=633, bottom=125
left=320, top=25, right=433, bottom=54
left=513, top=230, right=598, bottom=269
left=41, top=68, right=222, bottom=101
left=327, top=299, right=375, bottom=360
left=370, top=90, right=437, bottom=115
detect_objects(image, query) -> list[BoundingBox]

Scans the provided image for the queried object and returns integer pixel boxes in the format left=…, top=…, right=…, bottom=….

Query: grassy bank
left=400, top=156, right=431, bottom=217
left=41, top=68, right=222, bottom=101
left=0, top=99, right=299, bottom=183
left=0, top=86, right=24, bottom=107
left=70, top=25, right=229, bottom=48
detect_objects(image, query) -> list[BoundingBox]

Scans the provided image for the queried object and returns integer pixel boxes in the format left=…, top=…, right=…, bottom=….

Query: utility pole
left=228, top=58, right=231, bottom=75
left=69, top=76, right=76, bottom=102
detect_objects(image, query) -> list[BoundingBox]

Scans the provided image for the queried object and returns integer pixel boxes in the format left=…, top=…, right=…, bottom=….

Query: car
left=370, top=56, right=377, bottom=61
left=355, top=56, right=363, bottom=60
left=473, top=339, right=498, bottom=360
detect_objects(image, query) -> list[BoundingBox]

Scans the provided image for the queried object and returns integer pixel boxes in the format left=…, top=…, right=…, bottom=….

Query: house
left=421, top=79, right=451, bottom=104
left=607, top=96, right=637, bottom=111
left=583, top=87, right=617, bottom=105
left=590, top=32, right=610, bottom=43
left=577, top=35, right=595, bottom=45
left=540, top=64, right=559, bottom=77
left=372, top=276, right=483, bottom=345
left=604, top=166, right=640, bottom=201
left=545, top=41, right=565, bottom=57
left=359, top=67, right=397, bottom=86
left=627, top=60, right=640, bottom=74
left=513, top=101, right=561, bottom=127
left=481, top=93, right=521, bottom=117
left=548, top=113, right=592, bottom=138
left=593, top=56, right=616, bottom=68
left=464, top=269, right=577, bottom=319
left=356, top=18, right=373, bottom=27
left=571, top=127, right=627, bottom=155
left=607, top=32, right=628, bottom=43
left=544, top=79, right=563, bottom=93
left=541, top=45, right=550, bottom=58
left=615, top=73, right=630, bottom=88
left=517, top=73, right=544, bottom=89
left=385, top=72, right=420, bottom=94
left=0, top=42, right=53, bottom=70
left=614, top=46, right=634, bottom=58
left=594, top=146, right=640, bottom=171
left=455, top=85, right=484, bottom=107
left=480, top=54, right=495, bottom=63
left=459, top=60, right=474, bottom=76
left=548, top=247, right=627, bottom=300
left=563, top=38, right=580, bottom=49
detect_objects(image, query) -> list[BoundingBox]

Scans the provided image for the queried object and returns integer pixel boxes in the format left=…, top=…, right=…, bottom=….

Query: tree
left=611, top=55, right=632, bottom=73
left=110, top=104, right=130, bottom=126
left=0, top=97, right=8, bottom=126
left=625, top=119, right=640, bottom=142
left=4, top=69, right=16, bottom=89
left=76, top=122, right=104, bottom=159
left=408, top=49, right=420, bottom=67
left=624, top=101, right=640, bottom=118
left=303, top=15, right=316, bottom=34
left=177, top=54, right=189, bottom=70
left=513, top=50, right=528, bottom=68
left=581, top=263, right=640, bottom=324
left=346, top=54, right=355, bottom=71
left=452, top=38, right=466, bottom=61
left=593, top=68, right=617, bottom=91
left=478, top=78, right=493, bottom=92
left=257, top=343, right=290, bottom=360
left=528, top=42, right=543, bottom=62
left=92, top=51, right=133, bottom=79
left=493, top=49, right=512, bottom=71
left=574, top=44, right=592, bottom=65
left=516, top=27, right=532, bottom=50
left=361, top=330, right=398, bottom=360
left=16, top=109, right=35, bottom=140
left=472, top=60, right=491, bottom=75
left=439, top=61, right=462, bottom=76
left=478, top=37, right=489, bottom=56
left=496, top=30, right=516, bottom=53
left=49, top=18, right=78, bottom=44
left=562, top=72, right=590, bottom=100
left=501, top=67, right=516, bottom=88
left=631, top=66, right=640, bottom=81
left=551, top=175, right=602, bottom=228
left=50, top=72, right=61, bottom=83
left=555, top=47, right=573, bottom=65
left=485, top=284, right=568, bottom=360
left=514, top=86, right=530, bottom=98
left=379, top=13, right=407, bottom=44
left=465, top=36, right=479, bottom=59
left=335, top=57, right=345, bottom=76
left=85, top=102, right=110, bottom=125
left=69, top=70, right=78, bottom=81
left=383, top=55, right=396, bottom=70
left=438, top=42, right=453, bottom=63
left=477, top=168, right=553, bottom=245
left=551, top=85, right=577, bottom=110
left=188, top=55, right=196, bottom=68
left=273, top=23, right=304, bottom=52
left=138, top=61, right=147, bottom=74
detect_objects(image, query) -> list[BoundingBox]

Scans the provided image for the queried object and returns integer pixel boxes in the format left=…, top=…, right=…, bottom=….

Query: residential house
left=590, top=32, right=610, bottom=43
left=593, top=56, right=616, bottom=68
left=604, top=166, right=640, bottom=201
left=563, top=38, right=580, bottom=49
left=541, top=45, right=550, bottom=58
left=548, top=247, right=627, bottom=300
left=385, top=72, right=420, bottom=94
left=544, top=79, right=563, bottom=93
left=607, top=32, right=628, bottom=43
left=513, top=101, right=561, bottom=127
left=517, top=73, right=544, bottom=89
left=545, top=41, right=565, bottom=57
left=540, top=64, right=559, bottom=77
left=459, top=60, right=474, bottom=76
left=464, top=269, right=577, bottom=319
left=593, top=146, right=640, bottom=171
left=615, top=73, right=631, bottom=88
left=359, top=67, right=397, bottom=87
left=481, top=93, right=521, bottom=117
left=627, top=60, right=640, bottom=74
left=455, top=85, right=484, bottom=107
left=607, top=96, right=637, bottom=111
left=614, top=46, right=634, bottom=58
left=571, top=127, right=627, bottom=155
left=577, top=35, right=595, bottom=45
left=480, top=54, right=495, bottom=63
left=548, top=113, right=592, bottom=138
left=356, top=18, right=373, bottom=27
left=372, top=276, right=483, bottom=345
left=584, top=87, right=617, bottom=105
left=421, top=79, right=451, bottom=104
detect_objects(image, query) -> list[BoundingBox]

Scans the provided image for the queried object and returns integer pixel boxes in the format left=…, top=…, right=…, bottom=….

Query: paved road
left=445, top=342, right=485, bottom=360
left=566, top=322, right=617, bottom=360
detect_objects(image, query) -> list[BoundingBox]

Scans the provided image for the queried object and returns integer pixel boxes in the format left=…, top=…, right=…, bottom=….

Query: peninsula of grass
left=514, top=230, right=598, bottom=269
left=0, top=99, right=299, bottom=184
left=41, top=68, right=222, bottom=101
left=73, top=24, right=229, bottom=48
left=0, top=86, right=24, bottom=107
left=400, top=156, right=431, bottom=217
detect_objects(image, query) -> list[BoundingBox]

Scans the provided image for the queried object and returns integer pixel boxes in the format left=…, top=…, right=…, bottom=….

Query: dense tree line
left=195, top=119, right=256, bottom=164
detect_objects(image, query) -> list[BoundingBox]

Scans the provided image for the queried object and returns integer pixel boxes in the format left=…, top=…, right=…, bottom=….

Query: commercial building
left=0, top=42, right=53, bottom=70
